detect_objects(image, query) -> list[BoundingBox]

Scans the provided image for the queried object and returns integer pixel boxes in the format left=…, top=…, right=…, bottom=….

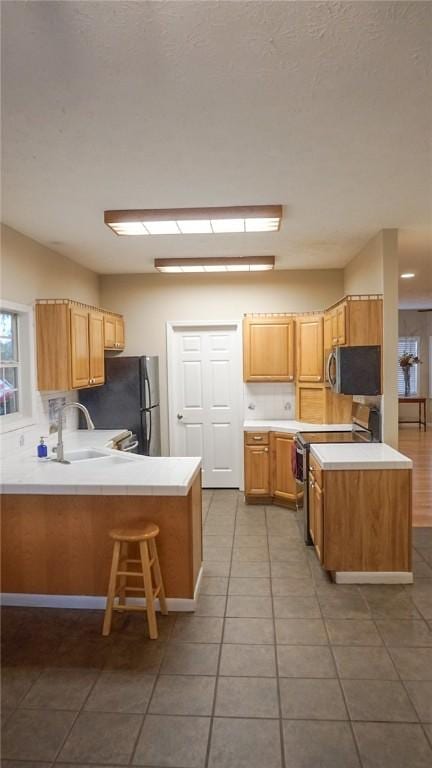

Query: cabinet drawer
left=309, top=454, right=323, bottom=487
left=245, top=432, right=269, bottom=446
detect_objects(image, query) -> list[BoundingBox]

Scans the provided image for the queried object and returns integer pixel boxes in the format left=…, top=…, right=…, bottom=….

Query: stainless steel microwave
left=327, top=345, right=381, bottom=395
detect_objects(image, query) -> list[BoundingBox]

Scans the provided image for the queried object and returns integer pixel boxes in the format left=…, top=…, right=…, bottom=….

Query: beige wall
left=1, top=224, right=100, bottom=305
left=0, top=224, right=100, bottom=454
left=344, top=232, right=384, bottom=295
left=100, top=269, right=345, bottom=452
left=343, top=229, right=399, bottom=447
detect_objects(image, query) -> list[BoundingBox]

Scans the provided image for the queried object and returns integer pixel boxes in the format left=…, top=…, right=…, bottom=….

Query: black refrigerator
left=78, top=356, right=161, bottom=456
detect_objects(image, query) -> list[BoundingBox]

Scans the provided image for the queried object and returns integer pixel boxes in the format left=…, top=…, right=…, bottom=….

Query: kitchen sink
left=62, top=448, right=112, bottom=462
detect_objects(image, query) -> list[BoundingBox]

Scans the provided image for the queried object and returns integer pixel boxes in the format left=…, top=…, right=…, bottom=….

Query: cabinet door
left=330, top=309, right=339, bottom=346
left=70, top=307, right=90, bottom=388
left=243, top=317, right=294, bottom=381
left=115, top=317, right=125, bottom=349
left=271, top=433, right=297, bottom=502
left=103, top=315, right=116, bottom=348
left=336, top=303, right=347, bottom=345
left=244, top=445, right=270, bottom=496
left=314, top=481, right=324, bottom=563
left=296, top=316, right=324, bottom=382
left=89, top=313, right=105, bottom=385
left=296, top=383, right=325, bottom=423
left=309, top=470, right=316, bottom=543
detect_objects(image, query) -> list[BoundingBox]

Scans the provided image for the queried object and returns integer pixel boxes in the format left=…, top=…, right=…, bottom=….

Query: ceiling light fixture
left=400, top=272, right=415, bottom=279
left=104, top=205, right=282, bottom=236
left=154, top=256, right=275, bottom=273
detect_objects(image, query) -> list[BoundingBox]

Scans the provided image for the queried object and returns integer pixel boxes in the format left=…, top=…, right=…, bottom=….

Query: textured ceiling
left=1, top=1, right=431, bottom=301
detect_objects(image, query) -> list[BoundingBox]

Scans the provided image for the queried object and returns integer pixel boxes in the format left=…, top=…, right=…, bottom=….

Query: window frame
left=0, top=300, right=36, bottom=433
left=397, top=336, right=420, bottom=397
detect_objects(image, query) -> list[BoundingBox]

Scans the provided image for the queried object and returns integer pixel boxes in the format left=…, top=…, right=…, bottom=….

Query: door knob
left=177, top=413, right=183, bottom=420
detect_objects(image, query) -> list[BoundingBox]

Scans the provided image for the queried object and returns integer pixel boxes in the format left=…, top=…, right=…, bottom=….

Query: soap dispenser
left=37, top=436, right=48, bottom=459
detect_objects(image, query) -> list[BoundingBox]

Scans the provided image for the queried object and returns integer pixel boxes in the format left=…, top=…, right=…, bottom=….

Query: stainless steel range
left=294, top=404, right=381, bottom=545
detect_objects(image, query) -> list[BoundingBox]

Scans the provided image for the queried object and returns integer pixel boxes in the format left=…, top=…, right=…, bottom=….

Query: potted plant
left=399, top=351, right=422, bottom=397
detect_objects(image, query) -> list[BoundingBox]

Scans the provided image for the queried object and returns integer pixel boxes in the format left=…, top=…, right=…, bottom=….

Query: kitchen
left=1, top=3, right=432, bottom=768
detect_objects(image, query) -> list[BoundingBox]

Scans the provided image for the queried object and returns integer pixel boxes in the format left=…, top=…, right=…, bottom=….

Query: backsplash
left=0, top=390, right=79, bottom=460
left=243, top=382, right=296, bottom=420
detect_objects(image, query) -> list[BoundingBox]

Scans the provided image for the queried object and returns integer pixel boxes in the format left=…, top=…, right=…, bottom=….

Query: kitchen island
left=308, top=443, right=413, bottom=584
left=1, top=430, right=202, bottom=610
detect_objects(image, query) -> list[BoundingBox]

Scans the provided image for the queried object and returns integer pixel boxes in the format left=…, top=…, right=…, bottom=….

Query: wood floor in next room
left=399, top=428, right=432, bottom=527
left=2, top=490, right=432, bottom=768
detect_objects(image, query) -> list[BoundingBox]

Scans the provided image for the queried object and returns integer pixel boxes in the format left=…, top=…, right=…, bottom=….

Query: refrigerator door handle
left=148, top=409, right=152, bottom=451
left=143, top=375, right=150, bottom=409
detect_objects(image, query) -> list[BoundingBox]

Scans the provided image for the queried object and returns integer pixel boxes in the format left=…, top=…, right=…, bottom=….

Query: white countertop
left=244, top=419, right=353, bottom=434
left=310, top=443, right=413, bottom=470
left=1, top=429, right=201, bottom=496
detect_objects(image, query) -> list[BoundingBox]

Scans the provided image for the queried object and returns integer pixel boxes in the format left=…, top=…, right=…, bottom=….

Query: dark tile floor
left=2, top=490, right=432, bottom=768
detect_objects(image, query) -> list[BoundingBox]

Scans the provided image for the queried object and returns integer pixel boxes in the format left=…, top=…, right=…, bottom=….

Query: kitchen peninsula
left=1, top=430, right=202, bottom=610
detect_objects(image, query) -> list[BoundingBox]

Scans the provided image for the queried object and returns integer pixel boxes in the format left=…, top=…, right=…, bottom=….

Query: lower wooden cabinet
left=308, top=457, right=412, bottom=573
left=270, top=433, right=297, bottom=503
left=244, top=432, right=298, bottom=506
left=308, top=459, right=324, bottom=562
left=244, top=444, right=270, bottom=497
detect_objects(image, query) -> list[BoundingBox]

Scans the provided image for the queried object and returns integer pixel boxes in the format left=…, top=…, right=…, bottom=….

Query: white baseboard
left=193, top=565, right=203, bottom=600
left=333, top=571, right=413, bottom=584
left=1, top=567, right=204, bottom=612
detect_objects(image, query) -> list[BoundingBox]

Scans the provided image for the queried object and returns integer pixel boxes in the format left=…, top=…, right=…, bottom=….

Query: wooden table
left=398, top=396, right=427, bottom=431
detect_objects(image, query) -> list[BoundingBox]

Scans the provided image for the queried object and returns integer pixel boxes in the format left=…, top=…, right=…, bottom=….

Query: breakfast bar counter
left=1, top=430, right=203, bottom=610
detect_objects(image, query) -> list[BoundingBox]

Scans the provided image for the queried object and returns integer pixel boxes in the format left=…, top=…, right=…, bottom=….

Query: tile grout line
left=129, top=490, right=223, bottom=765
left=317, top=567, right=365, bottom=768
left=266, top=505, right=287, bottom=768
left=203, top=490, right=239, bottom=768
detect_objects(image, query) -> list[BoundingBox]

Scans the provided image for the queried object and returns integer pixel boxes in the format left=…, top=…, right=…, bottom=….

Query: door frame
left=166, top=320, right=244, bottom=489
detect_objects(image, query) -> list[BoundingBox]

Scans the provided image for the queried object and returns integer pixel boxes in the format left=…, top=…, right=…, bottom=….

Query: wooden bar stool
left=102, top=522, right=168, bottom=639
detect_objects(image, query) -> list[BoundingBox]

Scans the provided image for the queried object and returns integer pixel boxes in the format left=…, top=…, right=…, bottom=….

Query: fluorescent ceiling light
left=400, top=272, right=415, bottom=279
left=105, top=205, right=282, bottom=236
left=154, top=256, right=275, bottom=273
left=144, top=221, right=180, bottom=235
left=109, top=222, right=148, bottom=235
left=245, top=217, right=280, bottom=232
left=177, top=220, right=213, bottom=234
left=210, top=218, right=245, bottom=233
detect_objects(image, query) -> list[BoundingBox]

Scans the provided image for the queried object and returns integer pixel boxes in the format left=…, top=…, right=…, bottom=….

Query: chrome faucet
left=52, top=402, right=95, bottom=463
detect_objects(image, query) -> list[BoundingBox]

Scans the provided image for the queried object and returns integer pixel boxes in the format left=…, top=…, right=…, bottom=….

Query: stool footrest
left=114, top=604, right=147, bottom=613
left=116, top=570, right=143, bottom=577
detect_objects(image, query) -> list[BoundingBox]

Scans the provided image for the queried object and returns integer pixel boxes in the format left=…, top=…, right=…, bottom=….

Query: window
left=0, top=310, right=20, bottom=416
left=0, top=301, right=35, bottom=432
left=397, top=337, right=420, bottom=396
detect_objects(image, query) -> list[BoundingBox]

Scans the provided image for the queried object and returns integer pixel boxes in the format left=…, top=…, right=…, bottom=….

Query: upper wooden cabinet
left=70, top=306, right=91, bottom=389
left=296, top=315, right=324, bottom=382
left=327, top=297, right=382, bottom=349
left=35, top=299, right=125, bottom=391
left=243, top=315, right=295, bottom=382
left=104, top=314, right=125, bottom=350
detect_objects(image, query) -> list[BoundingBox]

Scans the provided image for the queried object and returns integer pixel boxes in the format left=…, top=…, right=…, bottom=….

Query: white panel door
left=170, top=325, right=241, bottom=488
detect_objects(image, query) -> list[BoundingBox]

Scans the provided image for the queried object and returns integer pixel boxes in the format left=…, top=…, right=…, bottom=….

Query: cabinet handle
left=252, top=436, right=263, bottom=441
left=263, top=448, right=269, bottom=453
